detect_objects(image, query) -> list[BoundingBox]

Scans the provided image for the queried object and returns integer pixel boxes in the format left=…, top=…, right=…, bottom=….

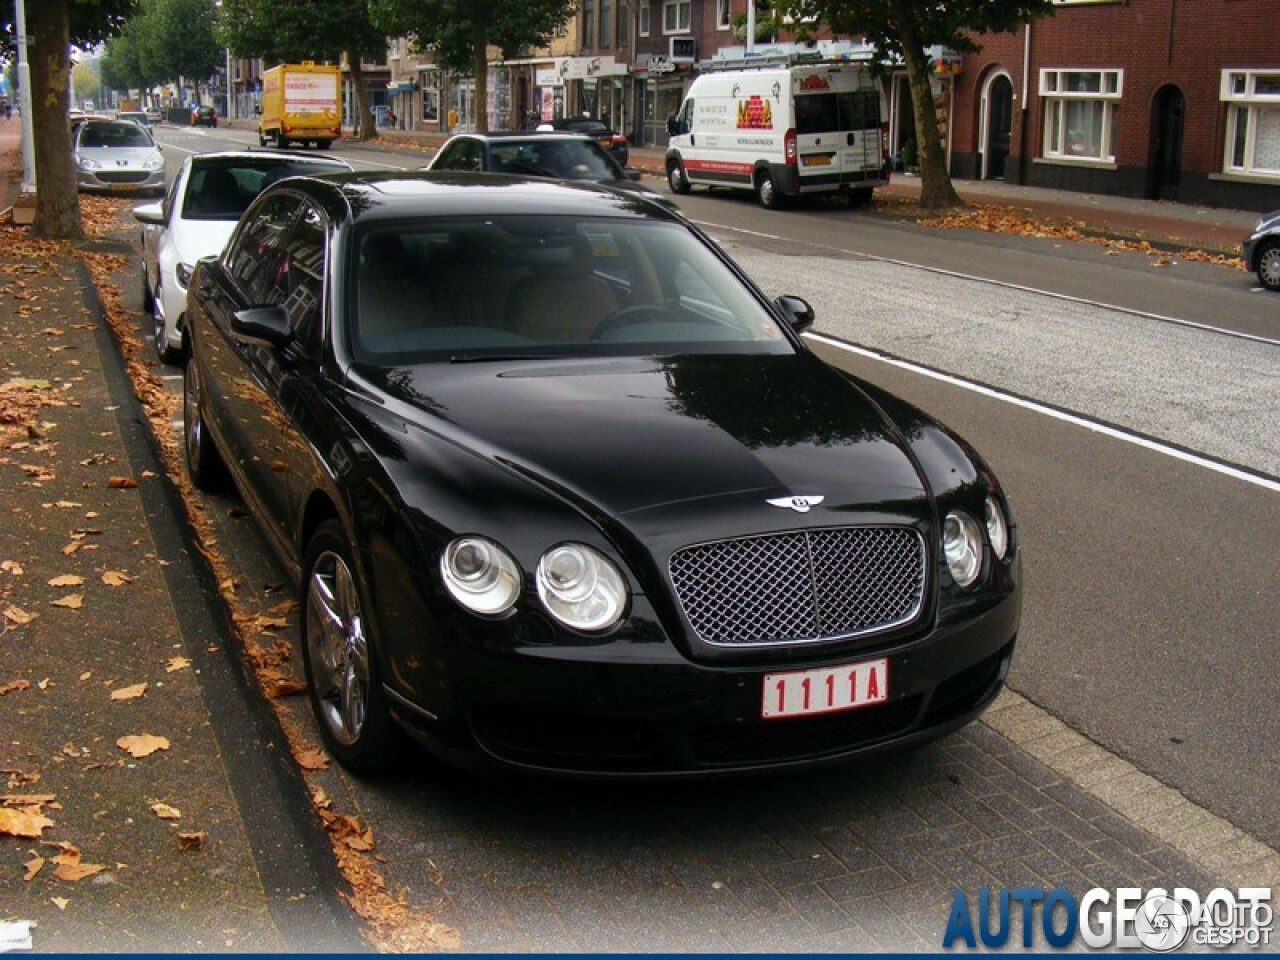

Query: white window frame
left=1221, top=69, right=1280, bottom=179
left=1039, top=68, right=1122, bottom=164
left=663, top=0, right=690, bottom=34
left=716, top=0, right=732, bottom=30
left=638, top=2, right=650, bottom=37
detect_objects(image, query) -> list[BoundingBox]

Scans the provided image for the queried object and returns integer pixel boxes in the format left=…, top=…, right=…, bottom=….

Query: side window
left=162, top=166, right=184, bottom=221
left=675, top=98, right=694, bottom=135
left=280, top=203, right=327, bottom=351
left=436, top=140, right=482, bottom=171
left=225, top=194, right=301, bottom=303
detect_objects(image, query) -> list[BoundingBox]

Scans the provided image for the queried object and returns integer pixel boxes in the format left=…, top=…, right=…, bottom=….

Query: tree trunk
left=28, top=0, right=83, bottom=241
left=346, top=53, right=375, bottom=141
left=472, top=40, right=488, bottom=133
left=889, top=0, right=961, bottom=211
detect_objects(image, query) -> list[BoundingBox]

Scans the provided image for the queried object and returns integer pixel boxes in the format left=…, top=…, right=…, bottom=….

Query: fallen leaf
left=1, top=560, right=23, bottom=576
left=0, top=680, right=31, bottom=696
left=165, top=657, right=191, bottom=673
left=0, top=806, right=55, bottom=838
left=110, top=683, right=148, bottom=701
left=53, top=860, right=107, bottom=882
left=101, top=570, right=133, bottom=587
left=54, top=500, right=82, bottom=509
left=116, top=734, right=170, bottom=758
left=51, top=896, right=69, bottom=910
left=296, top=747, right=329, bottom=771
left=48, top=574, right=85, bottom=588
left=23, top=855, right=45, bottom=882
left=177, top=831, right=207, bottom=851
left=106, top=476, right=138, bottom=489
left=51, top=594, right=84, bottom=610
left=79, top=671, right=92, bottom=681
left=3, top=604, right=36, bottom=625
left=150, top=802, right=181, bottom=820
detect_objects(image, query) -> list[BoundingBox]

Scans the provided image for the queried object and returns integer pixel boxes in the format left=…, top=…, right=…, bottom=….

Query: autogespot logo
left=942, top=886, right=1273, bottom=951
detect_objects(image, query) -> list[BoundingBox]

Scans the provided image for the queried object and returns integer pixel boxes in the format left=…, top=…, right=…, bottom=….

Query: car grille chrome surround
left=669, top=526, right=926, bottom=648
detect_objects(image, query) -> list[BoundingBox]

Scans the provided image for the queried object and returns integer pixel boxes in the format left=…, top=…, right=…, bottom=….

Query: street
left=9, top=121, right=1273, bottom=950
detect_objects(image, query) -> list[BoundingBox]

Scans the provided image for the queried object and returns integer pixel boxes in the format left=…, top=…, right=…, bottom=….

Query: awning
left=386, top=81, right=414, bottom=94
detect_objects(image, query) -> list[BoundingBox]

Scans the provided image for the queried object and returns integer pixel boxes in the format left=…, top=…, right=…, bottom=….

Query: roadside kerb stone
left=983, top=690, right=1280, bottom=889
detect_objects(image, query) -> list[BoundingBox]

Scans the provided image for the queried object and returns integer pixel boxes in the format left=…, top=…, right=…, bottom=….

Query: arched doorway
left=982, top=73, right=1013, bottom=180
left=1149, top=85, right=1185, bottom=201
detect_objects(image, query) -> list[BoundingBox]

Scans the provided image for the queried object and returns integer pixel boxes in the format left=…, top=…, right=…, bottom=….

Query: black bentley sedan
left=183, top=172, right=1021, bottom=777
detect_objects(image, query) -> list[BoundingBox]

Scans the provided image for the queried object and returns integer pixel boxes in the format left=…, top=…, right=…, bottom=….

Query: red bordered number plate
left=762, top=658, right=888, bottom=720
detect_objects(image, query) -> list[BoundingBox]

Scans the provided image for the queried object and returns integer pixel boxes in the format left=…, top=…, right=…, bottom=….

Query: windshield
left=493, top=139, right=621, bottom=181
left=349, top=215, right=794, bottom=364
left=79, top=122, right=154, bottom=149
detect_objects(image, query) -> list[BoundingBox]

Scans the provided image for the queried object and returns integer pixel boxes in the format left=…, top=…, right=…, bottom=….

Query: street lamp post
left=14, top=0, right=37, bottom=191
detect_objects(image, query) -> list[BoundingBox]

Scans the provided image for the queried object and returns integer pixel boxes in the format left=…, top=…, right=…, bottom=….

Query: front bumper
left=388, top=588, right=1020, bottom=778
left=77, top=168, right=166, bottom=194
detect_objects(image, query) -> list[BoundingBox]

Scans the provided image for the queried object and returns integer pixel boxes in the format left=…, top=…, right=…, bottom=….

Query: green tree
left=71, top=59, right=99, bottom=107
left=217, top=0, right=385, bottom=140
left=6, top=0, right=138, bottom=239
left=777, top=0, right=1054, bottom=209
left=369, top=0, right=575, bottom=133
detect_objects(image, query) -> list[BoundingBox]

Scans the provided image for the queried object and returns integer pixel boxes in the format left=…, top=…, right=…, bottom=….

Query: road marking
left=696, top=219, right=1280, bottom=348
left=984, top=690, right=1280, bottom=887
left=806, top=331, right=1280, bottom=493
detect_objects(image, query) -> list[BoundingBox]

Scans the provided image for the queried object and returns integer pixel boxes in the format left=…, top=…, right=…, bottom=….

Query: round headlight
left=536, top=543, right=627, bottom=632
left=943, top=511, right=983, bottom=588
left=985, top=496, right=1009, bottom=560
left=440, top=537, right=520, bottom=615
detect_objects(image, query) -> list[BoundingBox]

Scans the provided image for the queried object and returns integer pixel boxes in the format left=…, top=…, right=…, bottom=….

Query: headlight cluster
left=943, top=495, right=1011, bottom=588
left=77, top=156, right=101, bottom=170
left=144, top=154, right=165, bottom=171
left=441, top=537, right=627, bottom=632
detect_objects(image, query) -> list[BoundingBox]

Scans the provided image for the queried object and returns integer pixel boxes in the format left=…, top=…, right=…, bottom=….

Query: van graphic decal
left=737, top=95, right=774, bottom=130
left=798, top=74, right=831, bottom=91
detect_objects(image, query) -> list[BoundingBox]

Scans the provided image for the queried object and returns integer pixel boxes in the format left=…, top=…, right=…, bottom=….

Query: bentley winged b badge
left=766, top=495, right=825, bottom=514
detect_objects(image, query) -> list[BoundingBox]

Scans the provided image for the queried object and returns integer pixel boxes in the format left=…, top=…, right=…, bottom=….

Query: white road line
left=696, top=219, right=1280, bottom=348
left=806, top=331, right=1280, bottom=494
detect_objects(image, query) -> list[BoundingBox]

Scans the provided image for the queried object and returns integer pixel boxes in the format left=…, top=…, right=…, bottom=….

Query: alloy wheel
left=306, top=551, right=371, bottom=747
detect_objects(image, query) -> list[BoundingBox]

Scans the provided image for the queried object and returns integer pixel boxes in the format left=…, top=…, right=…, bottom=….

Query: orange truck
left=258, top=62, right=341, bottom=149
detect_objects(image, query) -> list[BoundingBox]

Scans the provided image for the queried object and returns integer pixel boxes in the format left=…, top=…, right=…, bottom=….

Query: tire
left=152, top=281, right=182, bottom=366
left=756, top=170, right=782, bottom=210
left=301, top=520, right=398, bottom=775
left=258, top=128, right=268, bottom=147
left=846, top=188, right=873, bottom=208
left=317, top=140, right=332, bottom=150
left=1256, top=240, right=1280, bottom=292
left=182, top=350, right=226, bottom=491
left=667, top=159, right=691, bottom=195
left=141, top=265, right=154, bottom=314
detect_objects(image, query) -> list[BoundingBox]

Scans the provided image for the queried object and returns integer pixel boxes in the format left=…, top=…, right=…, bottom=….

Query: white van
left=664, top=55, right=889, bottom=209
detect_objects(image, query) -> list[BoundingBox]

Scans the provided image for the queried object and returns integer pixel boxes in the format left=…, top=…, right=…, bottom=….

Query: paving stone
left=782, top=882, right=857, bottom=933
left=760, top=852, right=852, bottom=888
left=820, top=865, right=907, bottom=902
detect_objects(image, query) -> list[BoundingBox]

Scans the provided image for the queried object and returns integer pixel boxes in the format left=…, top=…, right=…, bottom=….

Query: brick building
left=950, top=0, right=1280, bottom=210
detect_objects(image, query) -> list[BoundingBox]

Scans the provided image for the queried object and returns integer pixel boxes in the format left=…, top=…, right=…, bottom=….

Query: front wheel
left=182, top=350, right=225, bottom=491
left=667, top=160, right=691, bottom=195
left=258, top=130, right=268, bottom=147
left=756, top=171, right=782, bottom=210
left=1256, top=240, right=1280, bottom=292
left=302, top=520, right=398, bottom=775
left=141, top=265, right=154, bottom=314
left=152, top=281, right=182, bottom=365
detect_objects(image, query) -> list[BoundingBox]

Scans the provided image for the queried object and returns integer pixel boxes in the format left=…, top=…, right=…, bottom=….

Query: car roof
left=274, top=171, right=680, bottom=224
left=443, top=131, right=595, bottom=143
left=189, top=149, right=351, bottom=168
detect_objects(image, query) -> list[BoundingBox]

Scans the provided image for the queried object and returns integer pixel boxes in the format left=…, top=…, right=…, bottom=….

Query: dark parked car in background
left=425, top=132, right=676, bottom=211
left=1243, top=210, right=1280, bottom=291
left=192, top=105, right=218, bottom=128
left=182, top=172, right=1020, bottom=777
left=541, top=115, right=629, bottom=167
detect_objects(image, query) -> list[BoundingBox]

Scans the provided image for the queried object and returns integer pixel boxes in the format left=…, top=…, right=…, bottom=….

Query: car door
left=201, top=191, right=302, bottom=514
left=234, top=199, right=332, bottom=554
left=146, top=161, right=187, bottom=292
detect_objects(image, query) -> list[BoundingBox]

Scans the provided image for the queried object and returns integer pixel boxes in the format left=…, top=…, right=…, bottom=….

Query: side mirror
left=132, top=202, right=165, bottom=226
left=666, top=114, right=679, bottom=136
left=774, top=295, right=815, bottom=334
left=231, top=305, right=292, bottom=348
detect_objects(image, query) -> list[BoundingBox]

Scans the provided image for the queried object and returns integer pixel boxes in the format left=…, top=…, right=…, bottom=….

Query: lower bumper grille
left=96, top=171, right=150, bottom=184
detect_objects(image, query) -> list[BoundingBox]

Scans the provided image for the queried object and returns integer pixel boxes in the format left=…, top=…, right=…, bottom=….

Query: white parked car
left=132, top=151, right=351, bottom=363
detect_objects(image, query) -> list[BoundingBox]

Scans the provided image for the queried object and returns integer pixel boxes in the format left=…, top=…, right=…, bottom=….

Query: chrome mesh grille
left=669, top=527, right=925, bottom=647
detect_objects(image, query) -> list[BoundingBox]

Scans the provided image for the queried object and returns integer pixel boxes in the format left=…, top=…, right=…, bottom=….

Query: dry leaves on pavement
left=109, top=683, right=148, bottom=701
left=116, top=734, right=170, bottom=758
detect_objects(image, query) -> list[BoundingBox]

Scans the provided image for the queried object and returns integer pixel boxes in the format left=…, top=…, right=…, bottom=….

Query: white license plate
left=762, top=658, right=888, bottom=719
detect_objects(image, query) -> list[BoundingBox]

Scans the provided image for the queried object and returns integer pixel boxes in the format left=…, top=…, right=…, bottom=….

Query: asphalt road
left=145, top=123, right=1280, bottom=851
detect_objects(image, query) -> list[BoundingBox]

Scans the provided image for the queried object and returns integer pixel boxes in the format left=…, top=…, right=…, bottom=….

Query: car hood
left=171, top=217, right=239, bottom=265
left=366, top=352, right=931, bottom=525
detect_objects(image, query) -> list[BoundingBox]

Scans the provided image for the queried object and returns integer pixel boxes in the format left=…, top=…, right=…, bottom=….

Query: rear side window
left=795, top=94, right=838, bottom=135
left=225, top=194, right=301, bottom=303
